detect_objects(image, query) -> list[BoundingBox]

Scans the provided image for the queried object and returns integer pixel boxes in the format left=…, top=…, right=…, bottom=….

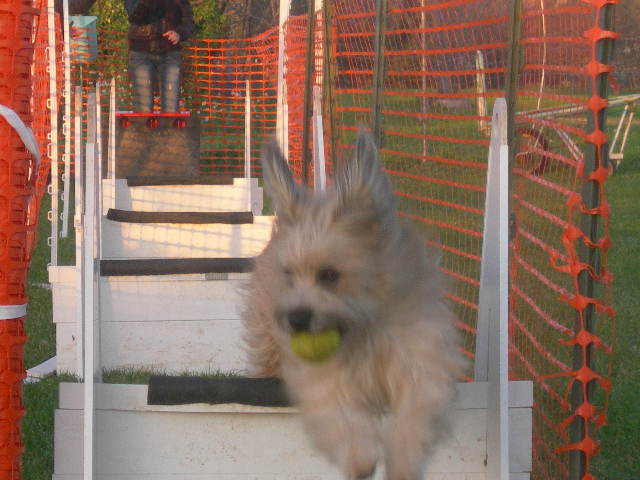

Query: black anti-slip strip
left=126, top=175, right=236, bottom=187
left=100, top=257, right=255, bottom=276
left=147, top=376, right=291, bottom=407
left=106, top=209, right=254, bottom=224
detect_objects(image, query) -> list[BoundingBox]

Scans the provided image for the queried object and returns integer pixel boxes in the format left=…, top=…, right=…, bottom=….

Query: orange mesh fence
left=67, top=26, right=280, bottom=176
left=318, top=0, right=512, bottom=377
left=282, top=1, right=616, bottom=479
left=28, top=2, right=619, bottom=479
left=612, top=34, right=640, bottom=93
left=0, top=0, right=59, bottom=477
left=511, top=1, right=616, bottom=479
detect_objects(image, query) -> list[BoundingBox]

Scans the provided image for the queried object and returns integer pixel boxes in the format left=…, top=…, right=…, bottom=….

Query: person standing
left=125, top=0, right=197, bottom=112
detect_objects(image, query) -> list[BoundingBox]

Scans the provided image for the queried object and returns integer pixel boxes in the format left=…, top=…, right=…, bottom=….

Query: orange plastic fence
left=0, top=0, right=41, bottom=478
left=510, top=1, right=616, bottom=479
left=320, top=0, right=511, bottom=377
left=33, top=2, right=618, bottom=479
left=68, top=26, right=279, bottom=176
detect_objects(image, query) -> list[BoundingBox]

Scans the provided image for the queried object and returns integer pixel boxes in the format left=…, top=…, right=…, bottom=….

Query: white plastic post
left=95, top=81, right=103, bottom=260
left=83, top=89, right=98, bottom=480
left=60, top=0, right=72, bottom=238
left=476, top=50, right=488, bottom=135
left=475, top=98, right=509, bottom=480
left=245, top=80, right=251, bottom=180
left=47, top=0, right=59, bottom=265
left=245, top=80, right=253, bottom=212
left=108, top=78, right=116, bottom=209
left=74, top=87, right=84, bottom=377
left=276, top=0, right=291, bottom=158
left=312, top=85, right=326, bottom=191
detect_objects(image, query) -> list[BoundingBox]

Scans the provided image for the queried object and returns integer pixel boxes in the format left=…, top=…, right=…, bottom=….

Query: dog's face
left=259, top=132, right=399, bottom=348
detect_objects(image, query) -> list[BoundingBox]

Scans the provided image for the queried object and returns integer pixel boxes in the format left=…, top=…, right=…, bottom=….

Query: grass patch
left=103, top=368, right=240, bottom=384
left=22, top=374, right=78, bottom=480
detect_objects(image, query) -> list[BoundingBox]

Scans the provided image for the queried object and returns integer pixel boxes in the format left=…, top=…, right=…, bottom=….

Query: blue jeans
left=128, top=50, right=182, bottom=112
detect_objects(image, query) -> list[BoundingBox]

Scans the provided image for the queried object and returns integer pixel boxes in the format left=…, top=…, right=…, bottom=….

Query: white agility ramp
left=51, top=87, right=531, bottom=480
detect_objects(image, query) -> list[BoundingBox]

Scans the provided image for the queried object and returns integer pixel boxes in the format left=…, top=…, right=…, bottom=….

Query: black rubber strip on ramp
left=147, top=376, right=291, bottom=407
left=100, top=257, right=255, bottom=276
left=106, top=209, right=254, bottom=224
left=126, top=175, right=236, bottom=187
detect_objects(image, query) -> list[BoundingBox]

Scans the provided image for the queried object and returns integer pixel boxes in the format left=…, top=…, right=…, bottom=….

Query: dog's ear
left=335, top=130, right=397, bottom=218
left=261, top=140, right=304, bottom=223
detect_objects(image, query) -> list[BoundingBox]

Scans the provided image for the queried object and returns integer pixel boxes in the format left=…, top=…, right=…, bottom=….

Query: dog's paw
left=349, top=462, right=376, bottom=480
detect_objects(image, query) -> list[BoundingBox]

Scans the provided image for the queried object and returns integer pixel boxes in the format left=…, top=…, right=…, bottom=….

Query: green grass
left=25, top=193, right=76, bottom=370
left=102, top=368, right=239, bottom=384
left=22, top=374, right=78, bottom=480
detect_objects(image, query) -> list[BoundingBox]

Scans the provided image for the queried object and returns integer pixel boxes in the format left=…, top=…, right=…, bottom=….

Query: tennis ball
left=290, top=329, right=341, bottom=362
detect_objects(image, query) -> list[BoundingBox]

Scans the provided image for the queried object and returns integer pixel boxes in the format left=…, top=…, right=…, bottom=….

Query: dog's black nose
left=288, top=308, right=313, bottom=332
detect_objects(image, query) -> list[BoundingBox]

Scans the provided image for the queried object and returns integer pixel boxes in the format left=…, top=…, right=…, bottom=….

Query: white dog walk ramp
left=54, top=381, right=532, bottom=480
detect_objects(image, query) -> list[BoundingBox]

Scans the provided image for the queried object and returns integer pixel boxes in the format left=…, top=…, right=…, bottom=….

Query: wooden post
left=371, top=0, right=388, bottom=146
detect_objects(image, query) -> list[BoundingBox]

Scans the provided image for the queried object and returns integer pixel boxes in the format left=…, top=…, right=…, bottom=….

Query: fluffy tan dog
left=242, top=131, right=466, bottom=480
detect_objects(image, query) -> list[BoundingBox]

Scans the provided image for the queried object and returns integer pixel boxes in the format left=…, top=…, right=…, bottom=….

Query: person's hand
left=163, top=30, right=181, bottom=45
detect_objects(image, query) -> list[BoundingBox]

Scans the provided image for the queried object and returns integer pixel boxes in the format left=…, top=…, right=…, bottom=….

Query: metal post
left=301, top=0, right=316, bottom=184
left=371, top=0, right=388, bottom=146
left=569, top=4, right=616, bottom=480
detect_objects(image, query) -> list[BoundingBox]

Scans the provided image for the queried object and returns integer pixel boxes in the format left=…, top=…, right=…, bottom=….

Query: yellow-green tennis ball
left=290, top=329, right=341, bottom=362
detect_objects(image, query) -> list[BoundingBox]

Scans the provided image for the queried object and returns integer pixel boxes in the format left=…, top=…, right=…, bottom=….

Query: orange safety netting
left=0, top=0, right=59, bottom=477
left=510, top=1, right=616, bottom=479
left=34, top=2, right=618, bottom=479
left=322, top=0, right=511, bottom=377
left=68, top=25, right=279, bottom=176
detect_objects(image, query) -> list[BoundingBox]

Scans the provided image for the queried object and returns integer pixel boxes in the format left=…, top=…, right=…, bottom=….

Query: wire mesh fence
left=32, top=1, right=621, bottom=479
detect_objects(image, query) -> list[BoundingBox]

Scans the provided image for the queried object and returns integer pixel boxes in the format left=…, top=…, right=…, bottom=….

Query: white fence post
left=74, top=86, right=84, bottom=376
left=47, top=0, right=59, bottom=265
left=61, top=0, right=72, bottom=238
left=476, top=50, right=489, bottom=135
left=83, top=86, right=102, bottom=480
left=312, top=85, right=326, bottom=190
left=475, top=98, right=510, bottom=480
left=108, top=78, right=116, bottom=210
left=276, top=0, right=291, bottom=158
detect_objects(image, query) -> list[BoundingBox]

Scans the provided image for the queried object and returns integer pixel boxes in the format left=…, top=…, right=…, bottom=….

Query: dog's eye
left=317, top=267, right=340, bottom=286
left=283, top=268, right=293, bottom=283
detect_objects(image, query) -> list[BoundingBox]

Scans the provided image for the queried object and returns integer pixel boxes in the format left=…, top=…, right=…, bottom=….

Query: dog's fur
left=242, top=132, right=466, bottom=480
